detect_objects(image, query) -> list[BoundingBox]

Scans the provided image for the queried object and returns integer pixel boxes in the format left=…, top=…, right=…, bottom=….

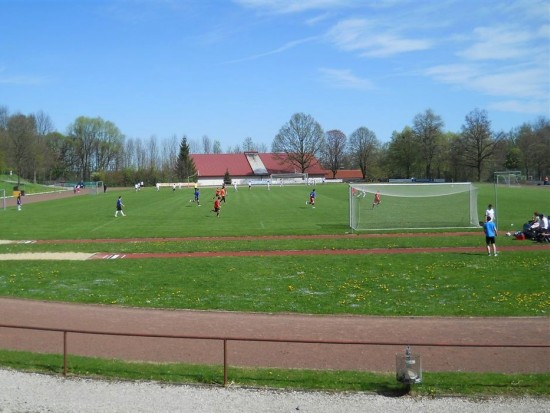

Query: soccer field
left=4, top=184, right=351, bottom=239
left=2, top=182, right=547, bottom=239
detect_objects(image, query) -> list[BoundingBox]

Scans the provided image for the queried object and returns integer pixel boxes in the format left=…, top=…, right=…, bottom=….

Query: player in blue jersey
left=306, top=189, right=316, bottom=208
left=483, top=216, right=498, bottom=256
left=115, top=196, right=126, bottom=217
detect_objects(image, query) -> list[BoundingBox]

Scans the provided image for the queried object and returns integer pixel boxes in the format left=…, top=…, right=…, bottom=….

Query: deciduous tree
left=271, top=113, right=325, bottom=173
left=202, top=135, right=212, bottom=154
left=458, top=108, right=501, bottom=181
left=67, top=117, right=124, bottom=181
left=7, top=113, right=36, bottom=187
left=412, top=109, right=444, bottom=179
left=530, top=117, right=550, bottom=180
left=348, top=127, right=379, bottom=180
left=385, top=127, right=418, bottom=179
left=321, top=129, right=347, bottom=178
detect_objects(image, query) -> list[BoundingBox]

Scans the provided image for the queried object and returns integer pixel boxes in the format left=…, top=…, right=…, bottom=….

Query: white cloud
left=427, top=13, right=549, bottom=115
left=225, top=36, right=318, bottom=64
left=471, top=67, right=549, bottom=100
left=496, top=0, right=550, bottom=20
left=318, top=68, right=374, bottom=90
left=425, top=64, right=477, bottom=85
left=488, top=99, right=549, bottom=115
left=426, top=63, right=549, bottom=108
left=458, top=26, right=535, bottom=61
left=326, top=18, right=432, bottom=57
left=305, top=12, right=332, bottom=26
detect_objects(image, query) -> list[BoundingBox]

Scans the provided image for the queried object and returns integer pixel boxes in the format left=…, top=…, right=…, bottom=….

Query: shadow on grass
left=317, top=224, right=350, bottom=231
left=376, top=383, right=413, bottom=397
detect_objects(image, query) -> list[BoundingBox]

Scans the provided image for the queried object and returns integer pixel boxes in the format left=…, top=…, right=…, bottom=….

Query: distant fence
left=1, top=323, right=548, bottom=387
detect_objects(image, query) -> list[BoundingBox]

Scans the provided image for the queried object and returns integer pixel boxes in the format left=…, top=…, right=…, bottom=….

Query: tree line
left=0, top=104, right=548, bottom=187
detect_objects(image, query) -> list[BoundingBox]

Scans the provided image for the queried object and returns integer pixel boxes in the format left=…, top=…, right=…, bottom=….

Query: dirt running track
left=1, top=190, right=549, bottom=375
left=0, top=298, right=549, bottom=375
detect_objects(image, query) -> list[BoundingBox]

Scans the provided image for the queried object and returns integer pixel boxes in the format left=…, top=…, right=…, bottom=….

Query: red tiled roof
left=191, top=152, right=328, bottom=177
left=258, top=153, right=327, bottom=175
left=193, top=154, right=254, bottom=177
left=328, top=169, right=364, bottom=179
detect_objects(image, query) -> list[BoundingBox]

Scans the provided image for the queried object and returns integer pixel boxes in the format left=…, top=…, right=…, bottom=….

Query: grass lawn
left=1, top=182, right=548, bottom=316
left=0, top=181, right=548, bottom=395
left=0, top=252, right=547, bottom=316
left=2, top=181, right=547, bottom=238
left=0, top=174, right=64, bottom=196
left=1, top=349, right=548, bottom=397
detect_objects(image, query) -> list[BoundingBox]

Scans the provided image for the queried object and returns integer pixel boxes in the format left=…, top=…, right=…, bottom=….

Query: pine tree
left=174, top=136, right=197, bottom=182
left=223, top=169, right=232, bottom=185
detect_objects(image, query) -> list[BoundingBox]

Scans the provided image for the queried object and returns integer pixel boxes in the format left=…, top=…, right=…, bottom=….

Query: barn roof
left=192, top=152, right=328, bottom=178
left=259, top=153, right=327, bottom=175
left=329, top=169, right=364, bottom=179
left=193, top=153, right=254, bottom=177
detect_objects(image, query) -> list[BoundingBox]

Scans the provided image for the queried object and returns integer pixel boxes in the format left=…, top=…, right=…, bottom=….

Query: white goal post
left=349, top=182, right=479, bottom=231
left=270, top=173, right=308, bottom=184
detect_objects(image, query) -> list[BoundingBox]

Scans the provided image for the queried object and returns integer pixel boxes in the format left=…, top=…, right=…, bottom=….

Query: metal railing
left=1, top=323, right=548, bottom=386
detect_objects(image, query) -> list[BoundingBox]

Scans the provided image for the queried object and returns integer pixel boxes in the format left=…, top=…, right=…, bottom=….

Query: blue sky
left=1, top=0, right=548, bottom=150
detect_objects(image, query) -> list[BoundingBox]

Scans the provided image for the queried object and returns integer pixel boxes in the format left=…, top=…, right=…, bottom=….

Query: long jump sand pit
left=0, top=240, right=94, bottom=261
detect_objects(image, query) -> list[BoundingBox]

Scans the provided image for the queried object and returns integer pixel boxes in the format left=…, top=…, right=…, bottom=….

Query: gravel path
left=1, top=369, right=548, bottom=413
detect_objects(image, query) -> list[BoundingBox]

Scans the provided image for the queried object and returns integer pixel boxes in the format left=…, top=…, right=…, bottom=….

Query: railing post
left=63, top=331, right=68, bottom=376
left=223, top=339, right=228, bottom=387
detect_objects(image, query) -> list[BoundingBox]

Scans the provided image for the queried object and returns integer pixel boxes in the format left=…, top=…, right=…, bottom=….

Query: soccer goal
left=495, top=171, right=521, bottom=187
left=90, top=181, right=105, bottom=195
left=349, top=183, right=479, bottom=231
left=493, top=171, right=522, bottom=229
left=270, top=173, right=308, bottom=185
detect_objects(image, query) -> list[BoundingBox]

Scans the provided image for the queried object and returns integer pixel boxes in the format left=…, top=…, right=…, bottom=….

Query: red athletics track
left=88, top=244, right=549, bottom=259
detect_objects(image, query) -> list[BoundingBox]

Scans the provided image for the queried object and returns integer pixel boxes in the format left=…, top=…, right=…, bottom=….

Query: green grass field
left=1, top=181, right=547, bottom=237
left=0, top=181, right=549, bottom=395
left=0, top=182, right=549, bottom=316
left=0, top=174, right=63, bottom=197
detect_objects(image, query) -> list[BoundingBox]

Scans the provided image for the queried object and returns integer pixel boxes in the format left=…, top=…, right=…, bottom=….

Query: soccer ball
left=506, top=232, right=511, bottom=236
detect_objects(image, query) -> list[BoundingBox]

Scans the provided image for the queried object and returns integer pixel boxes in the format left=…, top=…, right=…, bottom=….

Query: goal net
left=493, top=171, right=522, bottom=229
left=495, top=171, right=521, bottom=186
left=349, top=183, right=479, bottom=231
left=270, top=173, right=308, bottom=184
left=90, top=181, right=105, bottom=195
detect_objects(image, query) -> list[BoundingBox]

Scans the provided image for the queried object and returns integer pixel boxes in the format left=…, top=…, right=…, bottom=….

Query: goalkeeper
left=372, top=191, right=381, bottom=209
